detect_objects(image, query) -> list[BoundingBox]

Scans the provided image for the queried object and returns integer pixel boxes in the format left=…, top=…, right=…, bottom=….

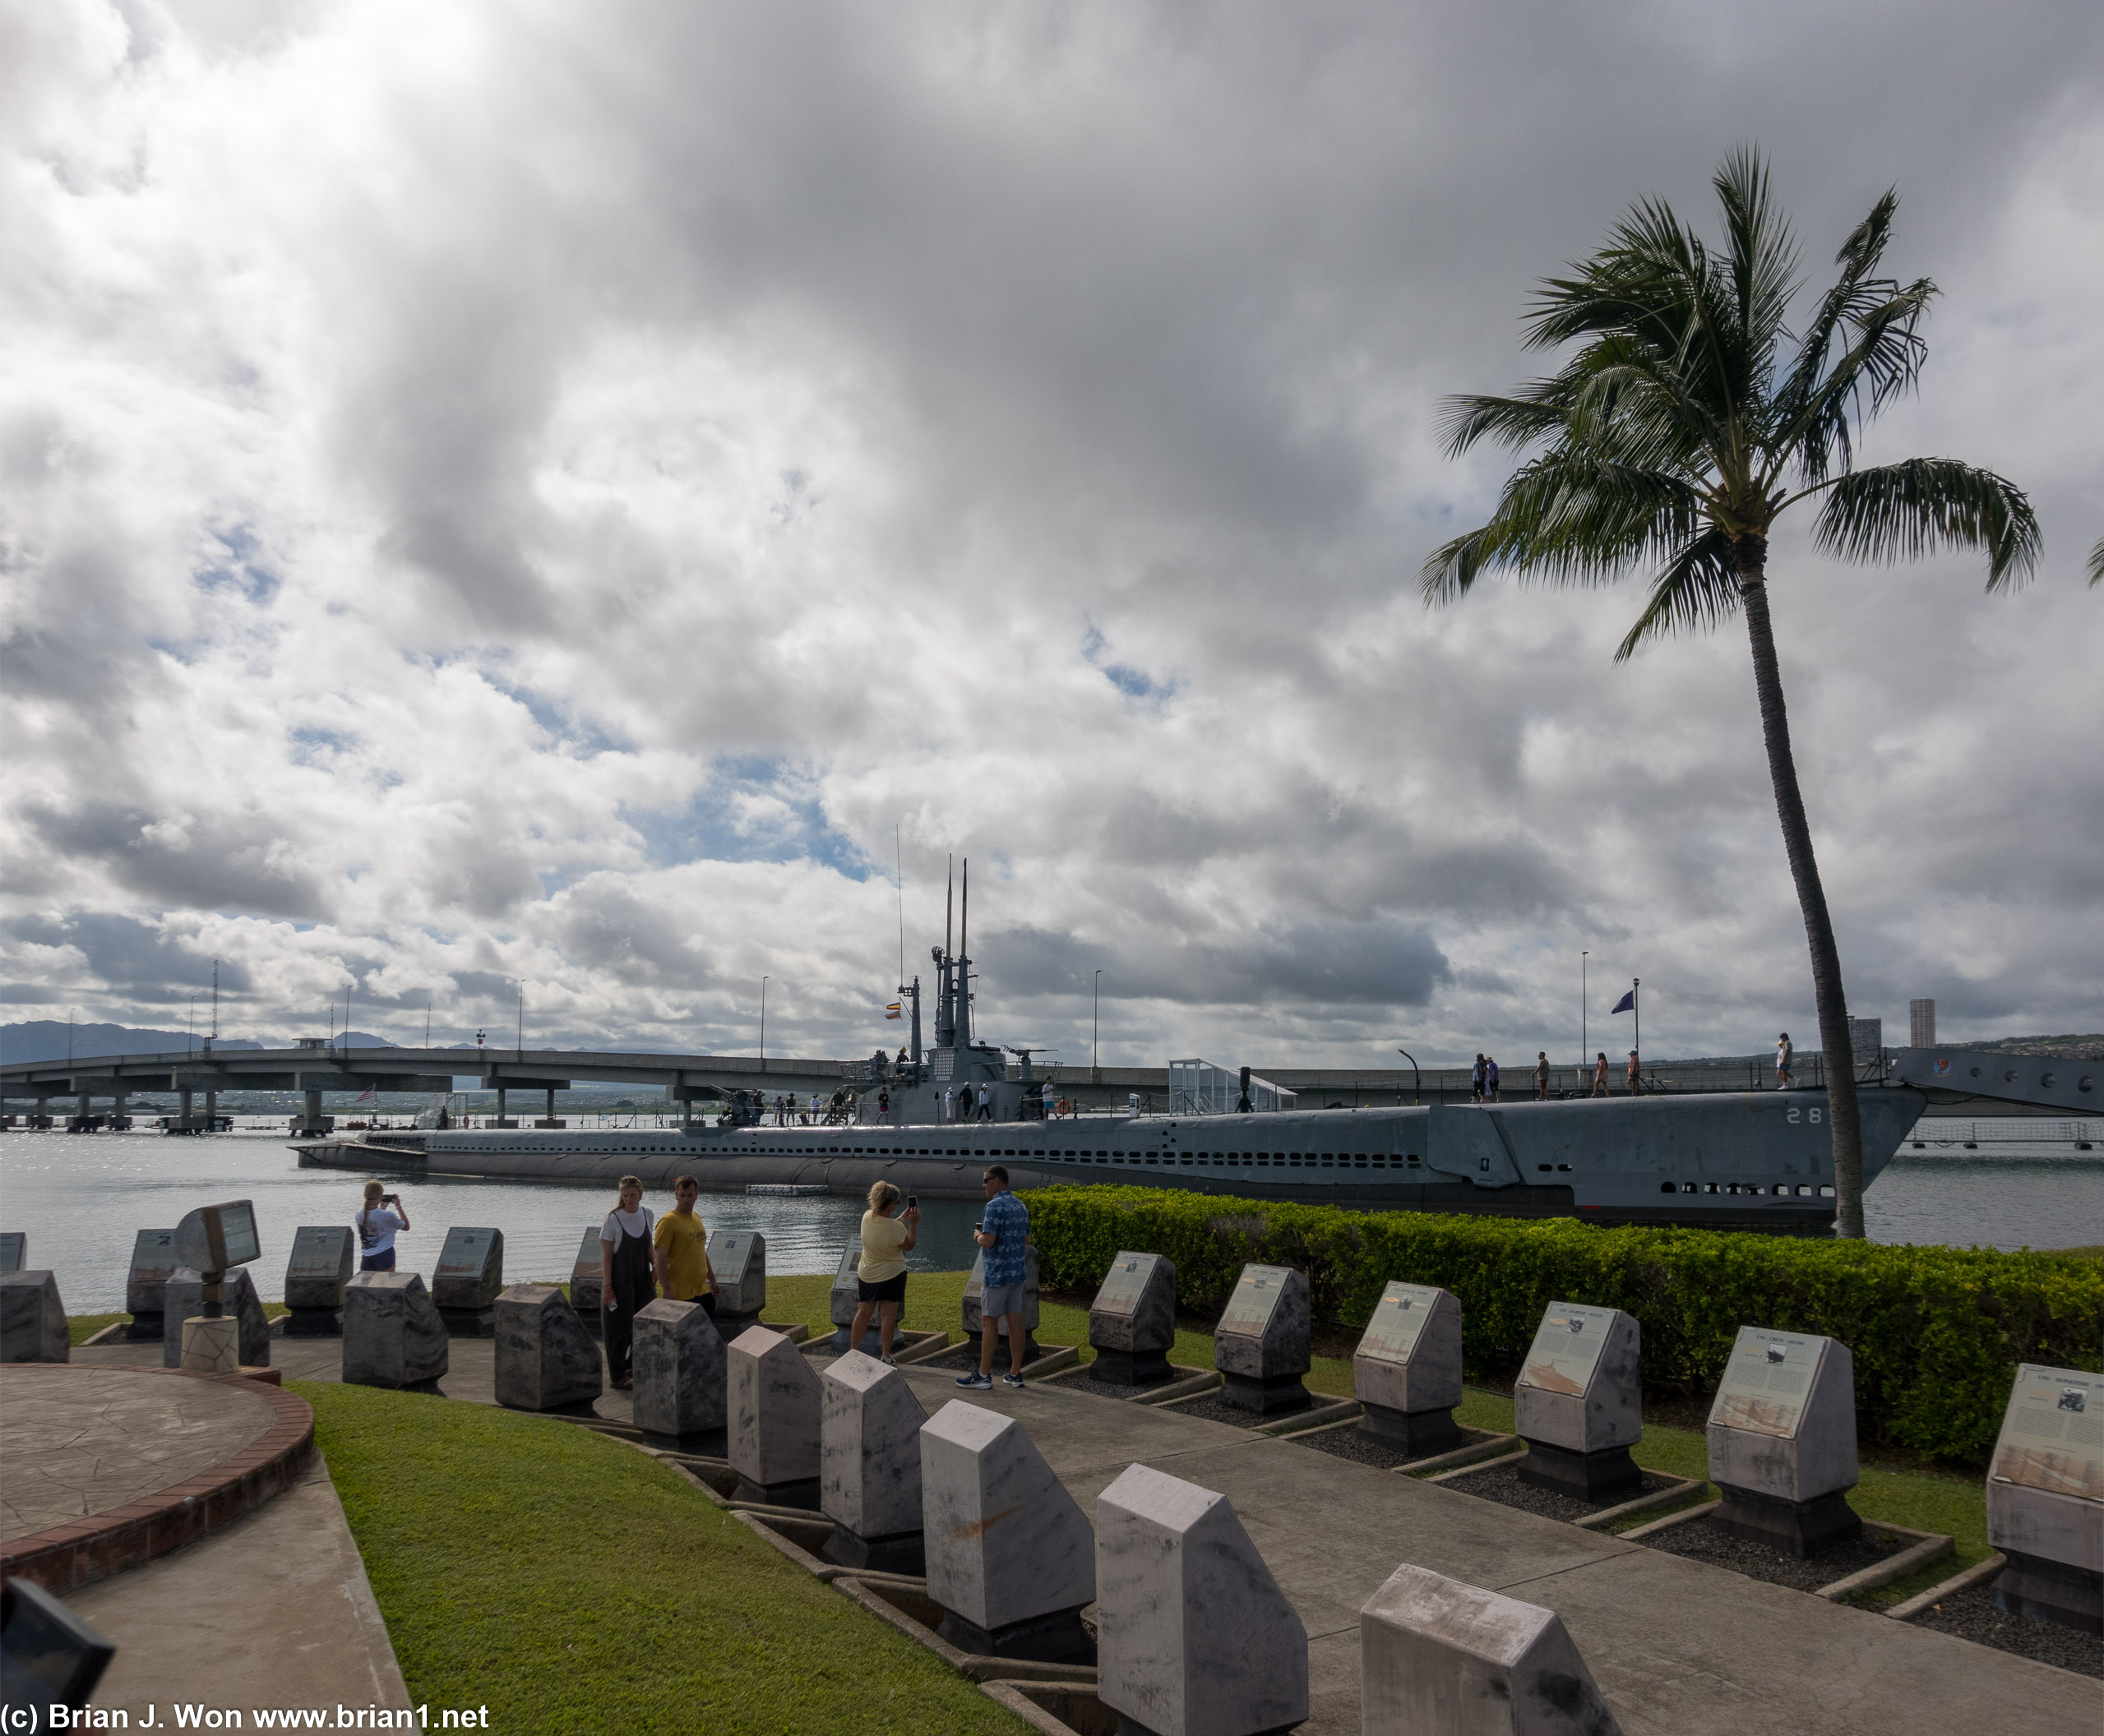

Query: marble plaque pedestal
left=1218, top=1371, right=1311, bottom=1416
left=1516, top=1438, right=1643, bottom=1501
left=493, top=1286, right=604, bottom=1413
left=342, top=1272, right=451, bottom=1389
left=282, top=1307, right=343, bottom=1337
left=631, top=1300, right=726, bottom=1443
left=1713, top=1482, right=1861, bottom=1558
left=728, top=1326, right=823, bottom=1512
left=180, top=1315, right=241, bottom=1374
left=163, top=1271, right=271, bottom=1369
left=1992, top=1552, right=2104, bottom=1636
left=1089, top=1346, right=1173, bottom=1386
left=826, top=1321, right=886, bottom=1355
left=0, top=1271, right=69, bottom=1363
left=1358, top=1401, right=1461, bottom=1455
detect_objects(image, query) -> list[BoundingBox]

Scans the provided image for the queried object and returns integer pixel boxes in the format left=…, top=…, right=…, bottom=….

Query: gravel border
left=1898, top=1582, right=2103, bottom=1679
left=1288, top=1423, right=1507, bottom=1472
left=1640, top=1512, right=1907, bottom=1594
left=1159, top=1390, right=1315, bottom=1429
left=1047, top=1370, right=1188, bottom=1403
left=1436, top=1459, right=1685, bottom=1526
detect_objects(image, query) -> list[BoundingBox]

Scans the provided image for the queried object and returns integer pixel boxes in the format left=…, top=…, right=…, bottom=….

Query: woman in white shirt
left=355, top=1180, right=410, bottom=1272
left=599, top=1175, right=656, bottom=1389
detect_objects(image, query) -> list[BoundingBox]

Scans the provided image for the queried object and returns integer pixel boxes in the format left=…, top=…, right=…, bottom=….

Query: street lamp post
left=1092, top=969, right=1102, bottom=1082
left=1394, top=1047, right=1421, bottom=1106
left=1580, top=951, right=1588, bottom=1091
left=760, top=977, right=769, bottom=1069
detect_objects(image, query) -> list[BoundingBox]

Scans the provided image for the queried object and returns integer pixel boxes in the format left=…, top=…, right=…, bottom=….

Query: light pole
left=1092, top=969, right=1102, bottom=1078
left=1394, top=1047, right=1420, bottom=1106
left=1580, top=951, right=1588, bottom=1087
left=760, top=976, right=769, bottom=1069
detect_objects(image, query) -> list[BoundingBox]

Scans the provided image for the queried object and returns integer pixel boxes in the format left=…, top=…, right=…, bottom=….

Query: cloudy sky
left=4, top=0, right=2100, bottom=1070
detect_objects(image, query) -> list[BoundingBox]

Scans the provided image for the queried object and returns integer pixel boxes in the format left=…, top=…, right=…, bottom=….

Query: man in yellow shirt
left=652, top=1175, right=719, bottom=1315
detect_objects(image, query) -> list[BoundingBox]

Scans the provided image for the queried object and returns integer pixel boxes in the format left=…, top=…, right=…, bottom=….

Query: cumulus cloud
left=1, top=0, right=2099, bottom=1067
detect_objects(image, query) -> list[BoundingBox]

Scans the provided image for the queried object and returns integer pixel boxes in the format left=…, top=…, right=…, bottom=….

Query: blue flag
left=1610, top=990, right=1636, bottom=1014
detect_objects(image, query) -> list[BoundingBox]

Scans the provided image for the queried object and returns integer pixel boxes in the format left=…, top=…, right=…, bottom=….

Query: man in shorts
left=1775, top=1032, right=1795, bottom=1090
left=652, top=1175, right=719, bottom=1315
left=957, top=1166, right=1030, bottom=1390
left=1534, top=1052, right=1551, bottom=1100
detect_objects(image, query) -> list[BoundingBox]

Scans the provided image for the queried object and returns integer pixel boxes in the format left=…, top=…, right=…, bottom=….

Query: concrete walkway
left=69, top=1334, right=2089, bottom=1734
left=68, top=1449, right=411, bottom=1717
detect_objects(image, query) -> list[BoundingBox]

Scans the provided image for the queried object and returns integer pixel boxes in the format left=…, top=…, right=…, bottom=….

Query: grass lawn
left=760, top=1267, right=1995, bottom=1604
left=297, top=1381, right=1024, bottom=1736
left=68, top=1303, right=289, bottom=1346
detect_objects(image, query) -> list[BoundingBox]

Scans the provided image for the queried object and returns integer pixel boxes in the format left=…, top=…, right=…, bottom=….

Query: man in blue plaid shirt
left=956, top=1166, right=1031, bottom=1389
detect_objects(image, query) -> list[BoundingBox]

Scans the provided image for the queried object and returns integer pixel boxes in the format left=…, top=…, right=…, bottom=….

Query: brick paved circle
left=0, top=1363, right=314, bottom=1593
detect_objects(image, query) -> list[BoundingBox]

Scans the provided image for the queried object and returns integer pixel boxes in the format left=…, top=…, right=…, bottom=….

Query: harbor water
left=2, top=1121, right=2097, bottom=1312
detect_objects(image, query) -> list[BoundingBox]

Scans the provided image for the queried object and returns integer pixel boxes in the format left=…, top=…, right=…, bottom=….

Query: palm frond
left=1712, top=146, right=1799, bottom=400
left=2088, top=534, right=2103, bottom=587
left=1435, top=393, right=1570, bottom=458
left=1812, top=459, right=2041, bottom=589
left=1613, top=528, right=1741, bottom=661
left=1421, top=457, right=1706, bottom=607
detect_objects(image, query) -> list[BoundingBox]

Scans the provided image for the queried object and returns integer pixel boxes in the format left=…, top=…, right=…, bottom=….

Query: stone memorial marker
left=963, top=1246, right=1043, bottom=1363
left=0, top=1232, right=23, bottom=1275
left=827, top=1240, right=882, bottom=1355
left=169, top=1200, right=264, bottom=1373
left=124, top=1230, right=179, bottom=1340
left=1514, top=1300, right=1642, bottom=1500
left=1095, top=1462, right=1307, bottom=1736
left=1986, top=1364, right=2103, bottom=1633
left=0, top=1270, right=68, bottom=1364
left=1706, top=1326, right=1861, bottom=1556
left=282, top=1226, right=355, bottom=1337
left=632, top=1298, right=727, bottom=1442
left=920, top=1399, right=1095, bottom=1662
left=431, top=1226, right=504, bottom=1336
left=820, top=1350, right=929, bottom=1573
left=493, top=1284, right=603, bottom=1412
left=1214, top=1263, right=1311, bottom=1415
left=1360, top=1563, right=1622, bottom=1736
left=568, top=1228, right=604, bottom=1333
left=1353, top=1281, right=1464, bottom=1455
left=162, top=1267, right=271, bottom=1369
left=708, top=1230, right=766, bottom=1325
left=727, top=1324, right=822, bottom=1507
left=1088, top=1252, right=1177, bottom=1386
left=342, top=1270, right=451, bottom=1389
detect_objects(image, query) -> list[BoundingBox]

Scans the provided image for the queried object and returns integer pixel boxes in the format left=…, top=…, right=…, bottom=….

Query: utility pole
left=1581, top=952, right=1588, bottom=1083
left=760, top=977, right=769, bottom=1069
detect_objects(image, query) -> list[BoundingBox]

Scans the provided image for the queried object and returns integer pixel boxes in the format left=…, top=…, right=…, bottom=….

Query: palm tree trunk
left=1735, top=537, right=1865, bottom=1237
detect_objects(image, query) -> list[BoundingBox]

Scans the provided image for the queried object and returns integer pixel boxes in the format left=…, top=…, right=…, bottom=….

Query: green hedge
left=1022, top=1185, right=2104, bottom=1464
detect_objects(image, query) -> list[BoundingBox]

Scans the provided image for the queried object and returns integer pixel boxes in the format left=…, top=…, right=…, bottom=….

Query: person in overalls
left=599, top=1174, right=657, bottom=1389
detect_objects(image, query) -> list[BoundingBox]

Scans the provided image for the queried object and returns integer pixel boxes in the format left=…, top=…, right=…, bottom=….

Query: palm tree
left=2088, top=535, right=2102, bottom=586
left=1422, top=150, right=2038, bottom=1237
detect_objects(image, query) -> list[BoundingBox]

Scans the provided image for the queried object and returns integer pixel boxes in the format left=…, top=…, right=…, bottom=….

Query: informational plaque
left=0, top=1232, right=23, bottom=1274
left=432, top=1226, right=504, bottom=1310
left=127, top=1229, right=179, bottom=1318
left=1992, top=1364, right=2104, bottom=1502
left=173, top=1200, right=261, bottom=1274
left=1357, top=1282, right=1444, bottom=1368
left=1218, top=1265, right=1295, bottom=1339
left=709, top=1230, right=765, bottom=1318
left=1710, top=1328, right=1824, bottom=1438
left=1519, top=1301, right=1619, bottom=1397
left=288, top=1226, right=352, bottom=1282
left=1093, top=1254, right=1163, bottom=1319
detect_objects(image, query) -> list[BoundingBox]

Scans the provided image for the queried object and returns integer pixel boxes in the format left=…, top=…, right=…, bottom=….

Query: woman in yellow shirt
left=850, top=1180, right=920, bottom=1362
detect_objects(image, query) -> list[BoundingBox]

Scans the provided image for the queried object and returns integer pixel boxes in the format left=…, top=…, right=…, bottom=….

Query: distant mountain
left=1971, top=1034, right=2104, bottom=1061
left=0, top=1022, right=395, bottom=1064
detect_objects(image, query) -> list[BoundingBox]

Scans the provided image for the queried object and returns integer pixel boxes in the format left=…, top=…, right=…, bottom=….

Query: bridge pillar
left=205, top=1089, right=219, bottom=1132
left=492, top=1087, right=515, bottom=1129
left=179, top=1087, right=195, bottom=1133
left=293, top=1087, right=332, bottom=1138
left=534, top=1085, right=563, bottom=1130
left=31, top=1093, right=52, bottom=1130
left=70, top=1091, right=92, bottom=1133
left=110, top=1089, right=130, bottom=1131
